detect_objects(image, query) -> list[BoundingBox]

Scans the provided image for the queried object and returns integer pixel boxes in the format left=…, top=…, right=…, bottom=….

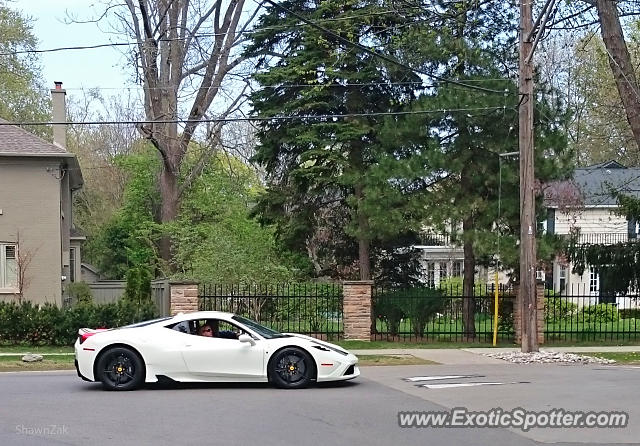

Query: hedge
left=0, top=299, right=158, bottom=346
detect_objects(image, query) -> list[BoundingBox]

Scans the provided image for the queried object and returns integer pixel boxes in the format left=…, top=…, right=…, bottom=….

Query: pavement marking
left=419, top=381, right=528, bottom=389
left=404, top=375, right=483, bottom=382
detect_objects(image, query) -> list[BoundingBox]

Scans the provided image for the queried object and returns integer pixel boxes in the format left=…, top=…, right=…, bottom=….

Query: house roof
left=0, top=118, right=68, bottom=155
left=0, top=118, right=83, bottom=189
left=545, top=161, right=640, bottom=207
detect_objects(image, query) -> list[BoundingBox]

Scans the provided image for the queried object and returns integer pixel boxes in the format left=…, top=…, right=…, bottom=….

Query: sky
left=14, top=0, right=137, bottom=103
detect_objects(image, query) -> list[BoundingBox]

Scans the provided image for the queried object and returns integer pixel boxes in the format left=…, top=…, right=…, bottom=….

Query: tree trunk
left=456, top=1, right=475, bottom=341
left=159, top=157, right=179, bottom=270
left=462, top=216, right=477, bottom=340
left=354, top=183, right=371, bottom=280
left=595, top=0, right=640, bottom=150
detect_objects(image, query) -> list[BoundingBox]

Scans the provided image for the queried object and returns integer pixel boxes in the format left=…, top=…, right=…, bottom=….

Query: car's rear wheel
left=96, top=347, right=144, bottom=391
left=269, top=347, right=315, bottom=389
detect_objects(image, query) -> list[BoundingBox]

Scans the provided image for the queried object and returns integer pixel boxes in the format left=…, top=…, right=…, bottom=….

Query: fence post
left=342, top=281, right=373, bottom=340
left=169, top=280, right=199, bottom=316
left=514, top=281, right=545, bottom=345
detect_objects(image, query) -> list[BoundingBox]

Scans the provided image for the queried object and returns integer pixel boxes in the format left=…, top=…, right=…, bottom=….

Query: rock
left=483, top=350, right=616, bottom=365
left=22, top=353, right=43, bottom=363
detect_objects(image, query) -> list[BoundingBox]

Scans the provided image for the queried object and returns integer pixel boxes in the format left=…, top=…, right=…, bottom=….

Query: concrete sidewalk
left=353, top=345, right=640, bottom=365
left=351, top=348, right=506, bottom=365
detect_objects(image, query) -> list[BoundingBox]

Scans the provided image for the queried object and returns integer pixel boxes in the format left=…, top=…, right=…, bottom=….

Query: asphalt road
left=0, top=364, right=637, bottom=446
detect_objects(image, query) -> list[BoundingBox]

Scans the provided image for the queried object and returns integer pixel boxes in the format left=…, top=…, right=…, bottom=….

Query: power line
left=15, top=78, right=514, bottom=94
left=0, top=106, right=513, bottom=126
left=259, top=0, right=507, bottom=96
left=0, top=7, right=448, bottom=57
left=2, top=3, right=511, bottom=96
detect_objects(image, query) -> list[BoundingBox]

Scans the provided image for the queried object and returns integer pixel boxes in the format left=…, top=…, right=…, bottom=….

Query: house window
left=426, top=262, right=435, bottom=287
left=439, top=262, right=448, bottom=280
left=1, top=244, right=18, bottom=289
left=452, top=261, right=462, bottom=277
left=69, top=248, right=76, bottom=283
left=558, top=265, right=567, bottom=293
left=590, top=270, right=599, bottom=294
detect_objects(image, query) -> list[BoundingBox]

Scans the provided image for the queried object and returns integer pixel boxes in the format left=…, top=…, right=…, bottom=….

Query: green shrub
left=545, top=297, right=578, bottom=323
left=64, top=281, right=93, bottom=305
left=619, top=309, right=640, bottom=319
left=579, top=303, right=619, bottom=324
left=124, top=267, right=152, bottom=302
left=402, top=289, right=445, bottom=338
left=272, top=284, right=341, bottom=332
left=374, top=288, right=445, bottom=337
left=373, top=292, right=406, bottom=336
left=0, top=299, right=158, bottom=346
left=492, top=294, right=515, bottom=334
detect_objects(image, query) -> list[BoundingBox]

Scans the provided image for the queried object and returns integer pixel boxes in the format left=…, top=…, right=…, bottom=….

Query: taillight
left=79, top=332, right=97, bottom=344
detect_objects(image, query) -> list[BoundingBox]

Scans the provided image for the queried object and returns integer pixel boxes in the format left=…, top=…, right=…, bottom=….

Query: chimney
left=51, top=81, right=67, bottom=148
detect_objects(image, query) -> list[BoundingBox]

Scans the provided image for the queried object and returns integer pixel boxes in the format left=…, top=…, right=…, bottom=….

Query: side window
left=169, top=321, right=193, bottom=334
left=217, top=321, right=244, bottom=339
left=193, top=319, right=248, bottom=339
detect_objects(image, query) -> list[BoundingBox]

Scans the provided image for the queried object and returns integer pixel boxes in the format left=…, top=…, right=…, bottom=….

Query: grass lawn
left=357, top=354, right=438, bottom=366
left=577, top=352, right=640, bottom=364
left=0, top=345, right=74, bottom=354
left=0, top=354, right=75, bottom=372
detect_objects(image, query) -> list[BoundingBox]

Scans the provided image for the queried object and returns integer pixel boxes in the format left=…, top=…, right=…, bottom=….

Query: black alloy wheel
left=269, top=347, right=315, bottom=389
left=96, top=347, right=144, bottom=391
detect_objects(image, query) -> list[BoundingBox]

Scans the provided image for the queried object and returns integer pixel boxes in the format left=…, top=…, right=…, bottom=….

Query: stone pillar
left=169, top=281, right=199, bottom=316
left=343, top=281, right=373, bottom=340
left=514, top=281, right=545, bottom=345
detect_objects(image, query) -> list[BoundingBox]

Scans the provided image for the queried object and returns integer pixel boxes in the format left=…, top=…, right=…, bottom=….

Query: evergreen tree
left=248, top=0, right=428, bottom=281
left=396, top=1, right=572, bottom=337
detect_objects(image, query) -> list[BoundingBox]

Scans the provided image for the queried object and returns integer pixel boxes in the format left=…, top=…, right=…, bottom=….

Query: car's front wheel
left=95, top=347, right=144, bottom=391
left=269, top=347, right=315, bottom=389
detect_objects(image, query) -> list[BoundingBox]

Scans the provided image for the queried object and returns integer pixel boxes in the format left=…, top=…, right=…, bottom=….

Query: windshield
left=232, top=315, right=285, bottom=339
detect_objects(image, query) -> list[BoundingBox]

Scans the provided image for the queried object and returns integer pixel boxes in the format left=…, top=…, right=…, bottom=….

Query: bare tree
left=94, top=0, right=260, bottom=266
left=589, top=0, right=640, bottom=150
left=12, top=232, right=38, bottom=303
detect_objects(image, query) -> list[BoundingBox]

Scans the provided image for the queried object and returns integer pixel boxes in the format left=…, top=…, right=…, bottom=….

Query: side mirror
left=238, top=334, right=256, bottom=346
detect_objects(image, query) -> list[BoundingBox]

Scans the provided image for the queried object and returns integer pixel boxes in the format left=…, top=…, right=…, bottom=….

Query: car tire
left=268, top=347, right=315, bottom=389
left=95, top=347, right=145, bottom=391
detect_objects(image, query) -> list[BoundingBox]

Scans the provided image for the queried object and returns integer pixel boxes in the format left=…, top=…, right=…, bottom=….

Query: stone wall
left=169, top=281, right=199, bottom=315
left=514, top=281, right=545, bottom=345
left=343, top=281, right=373, bottom=340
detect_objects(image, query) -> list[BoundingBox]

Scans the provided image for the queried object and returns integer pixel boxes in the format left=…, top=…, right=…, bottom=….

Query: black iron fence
left=372, top=284, right=515, bottom=343
left=545, top=286, right=640, bottom=343
left=418, top=233, right=453, bottom=246
left=199, top=283, right=343, bottom=340
left=197, top=283, right=640, bottom=343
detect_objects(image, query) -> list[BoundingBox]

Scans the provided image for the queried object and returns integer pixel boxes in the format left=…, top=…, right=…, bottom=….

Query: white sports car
left=74, top=311, right=359, bottom=391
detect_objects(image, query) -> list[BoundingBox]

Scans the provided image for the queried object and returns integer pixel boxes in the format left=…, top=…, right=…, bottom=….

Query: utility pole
left=519, top=0, right=538, bottom=353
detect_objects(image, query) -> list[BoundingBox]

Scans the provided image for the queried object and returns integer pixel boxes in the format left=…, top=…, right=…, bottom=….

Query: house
left=413, top=230, right=465, bottom=286
left=0, top=82, right=83, bottom=305
left=544, top=160, right=640, bottom=307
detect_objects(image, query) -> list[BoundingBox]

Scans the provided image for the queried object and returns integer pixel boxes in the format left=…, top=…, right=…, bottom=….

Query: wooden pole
left=519, top=0, right=539, bottom=352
